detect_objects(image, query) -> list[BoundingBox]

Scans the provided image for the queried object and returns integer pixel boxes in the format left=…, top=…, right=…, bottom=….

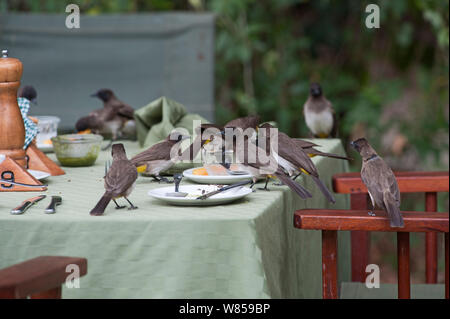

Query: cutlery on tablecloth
left=10, top=195, right=46, bottom=215
left=45, top=196, right=62, bottom=214
left=1, top=178, right=48, bottom=188
left=196, top=180, right=253, bottom=200
left=165, top=173, right=188, bottom=197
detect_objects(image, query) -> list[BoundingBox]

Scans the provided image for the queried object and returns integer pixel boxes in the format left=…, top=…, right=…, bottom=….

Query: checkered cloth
left=17, top=97, right=38, bottom=149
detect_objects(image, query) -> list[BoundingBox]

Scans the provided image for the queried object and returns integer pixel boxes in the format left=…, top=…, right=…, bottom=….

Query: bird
left=75, top=89, right=136, bottom=147
left=303, top=83, right=336, bottom=138
left=180, top=115, right=261, bottom=162
left=221, top=127, right=313, bottom=199
left=258, top=123, right=336, bottom=203
left=130, top=132, right=189, bottom=183
left=351, top=138, right=404, bottom=228
left=90, top=143, right=138, bottom=216
left=18, top=85, right=38, bottom=104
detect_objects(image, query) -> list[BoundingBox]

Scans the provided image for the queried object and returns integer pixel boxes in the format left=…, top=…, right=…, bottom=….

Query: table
left=0, top=139, right=351, bottom=298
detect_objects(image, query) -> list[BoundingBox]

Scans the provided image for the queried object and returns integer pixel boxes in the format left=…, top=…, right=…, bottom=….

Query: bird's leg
left=257, top=177, right=270, bottom=191
left=124, top=197, right=138, bottom=210
left=102, top=139, right=114, bottom=151
left=157, top=175, right=173, bottom=183
left=368, top=200, right=376, bottom=216
left=113, top=199, right=126, bottom=210
left=292, top=173, right=302, bottom=181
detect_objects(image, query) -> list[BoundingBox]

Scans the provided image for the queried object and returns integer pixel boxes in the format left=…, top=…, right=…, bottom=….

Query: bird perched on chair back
left=90, top=143, right=138, bottom=216
left=131, top=132, right=189, bottom=183
left=258, top=123, right=336, bottom=203
left=18, top=85, right=38, bottom=104
left=351, top=138, right=404, bottom=228
left=76, top=89, right=136, bottom=142
left=303, top=83, right=336, bottom=138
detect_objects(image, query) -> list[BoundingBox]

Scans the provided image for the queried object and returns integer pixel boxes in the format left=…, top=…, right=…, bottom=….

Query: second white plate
left=183, top=167, right=254, bottom=185
left=148, top=184, right=253, bottom=206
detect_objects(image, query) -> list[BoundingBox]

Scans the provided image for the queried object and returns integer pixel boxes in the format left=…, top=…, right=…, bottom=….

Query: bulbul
left=131, top=132, right=189, bottom=182
left=258, top=123, right=336, bottom=203
left=222, top=127, right=313, bottom=199
left=303, top=83, right=336, bottom=138
left=90, top=143, right=138, bottom=216
left=351, top=138, right=404, bottom=228
left=76, top=89, right=136, bottom=143
left=181, top=115, right=261, bottom=162
left=18, top=85, right=38, bottom=104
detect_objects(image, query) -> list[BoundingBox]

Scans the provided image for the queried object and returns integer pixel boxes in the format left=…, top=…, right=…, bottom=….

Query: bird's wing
left=117, top=103, right=135, bottom=119
left=361, top=158, right=396, bottom=208
left=276, top=133, right=318, bottom=176
left=130, top=141, right=173, bottom=166
left=293, top=139, right=320, bottom=148
left=105, top=160, right=138, bottom=197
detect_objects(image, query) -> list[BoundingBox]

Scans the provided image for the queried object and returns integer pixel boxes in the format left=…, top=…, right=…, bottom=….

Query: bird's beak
left=182, top=135, right=190, bottom=141
left=31, top=98, right=38, bottom=105
left=90, top=93, right=98, bottom=98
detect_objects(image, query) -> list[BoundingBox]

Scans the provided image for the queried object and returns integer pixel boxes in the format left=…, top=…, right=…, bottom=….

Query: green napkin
left=134, top=96, right=209, bottom=148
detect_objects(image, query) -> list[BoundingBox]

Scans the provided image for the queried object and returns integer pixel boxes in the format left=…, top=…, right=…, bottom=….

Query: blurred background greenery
left=3, top=0, right=449, bottom=285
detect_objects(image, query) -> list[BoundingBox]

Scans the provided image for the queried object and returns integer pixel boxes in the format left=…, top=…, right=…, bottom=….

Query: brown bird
left=131, top=132, right=189, bottom=183
left=258, top=123, right=335, bottom=203
left=90, top=143, right=138, bottom=216
left=181, top=115, right=261, bottom=162
left=222, top=127, right=313, bottom=199
left=303, top=83, right=336, bottom=138
left=351, top=138, right=404, bottom=228
left=76, top=89, right=136, bottom=145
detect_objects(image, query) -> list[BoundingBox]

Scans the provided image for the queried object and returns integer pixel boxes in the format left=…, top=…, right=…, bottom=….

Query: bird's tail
left=310, top=150, right=352, bottom=161
left=384, top=193, right=404, bottom=228
left=90, top=193, right=112, bottom=216
left=311, top=175, right=336, bottom=204
left=76, top=115, right=100, bottom=132
left=276, top=173, right=312, bottom=199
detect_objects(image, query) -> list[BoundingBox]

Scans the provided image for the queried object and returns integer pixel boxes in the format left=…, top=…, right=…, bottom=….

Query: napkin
left=134, top=96, right=209, bottom=148
left=17, top=97, right=38, bottom=149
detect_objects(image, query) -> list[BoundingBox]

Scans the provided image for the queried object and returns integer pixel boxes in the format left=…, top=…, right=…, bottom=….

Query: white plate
left=37, top=143, right=54, bottom=153
left=28, top=169, right=51, bottom=181
left=148, top=184, right=253, bottom=206
left=183, top=167, right=254, bottom=185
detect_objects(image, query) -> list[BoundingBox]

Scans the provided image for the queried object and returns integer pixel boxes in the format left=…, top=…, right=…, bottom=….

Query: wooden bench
left=0, top=256, right=87, bottom=299
left=333, top=171, right=449, bottom=283
left=294, top=209, right=449, bottom=299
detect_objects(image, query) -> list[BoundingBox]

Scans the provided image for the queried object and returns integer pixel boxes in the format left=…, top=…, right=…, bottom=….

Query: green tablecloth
left=0, top=139, right=350, bottom=298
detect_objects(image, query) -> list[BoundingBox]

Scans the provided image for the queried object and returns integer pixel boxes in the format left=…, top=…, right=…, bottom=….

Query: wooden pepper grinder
left=0, top=49, right=27, bottom=167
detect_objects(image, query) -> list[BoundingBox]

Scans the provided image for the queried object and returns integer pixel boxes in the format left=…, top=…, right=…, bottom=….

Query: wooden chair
left=294, top=209, right=449, bottom=299
left=0, top=256, right=87, bottom=299
left=333, top=171, right=449, bottom=283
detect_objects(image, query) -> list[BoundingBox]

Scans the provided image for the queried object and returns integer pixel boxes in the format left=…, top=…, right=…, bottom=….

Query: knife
left=1, top=178, right=48, bottom=188
left=45, top=196, right=62, bottom=214
left=196, top=180, right=252, bottom=200
left=11, top=195, right=46, bottom=215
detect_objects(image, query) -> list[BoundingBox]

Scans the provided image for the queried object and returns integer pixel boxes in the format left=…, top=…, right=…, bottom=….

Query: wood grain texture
left=397, top=232, right=411, bottom=299
left=294, top=209, right=449, bottom=233
left=322, top=230, right=338, bottom=299
left=333, top=171, right=449, bottom=194
left=425, top=192, right=438, bottom=284
left=350, top=193, right=370, bottom=283
left=0, top=256, right=87, bottom=299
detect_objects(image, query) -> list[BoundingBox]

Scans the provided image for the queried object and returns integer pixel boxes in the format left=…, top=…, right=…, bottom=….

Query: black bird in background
left=76, top=89, right=136, bottom=145
left=303, top=83, right=337, bottom=138
left=351, top=138, right=404, bottom=228
left=90, top=143, right=138, bottom=216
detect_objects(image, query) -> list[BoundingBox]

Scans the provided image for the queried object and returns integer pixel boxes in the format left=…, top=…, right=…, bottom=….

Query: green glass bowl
left=51, top=134, right=103, bottom=167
